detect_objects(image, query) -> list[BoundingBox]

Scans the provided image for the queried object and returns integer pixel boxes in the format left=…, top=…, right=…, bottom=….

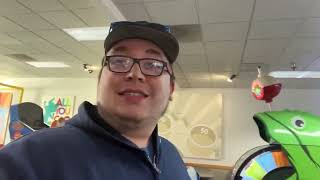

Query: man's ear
left=169, top=81, right=175, bottom=101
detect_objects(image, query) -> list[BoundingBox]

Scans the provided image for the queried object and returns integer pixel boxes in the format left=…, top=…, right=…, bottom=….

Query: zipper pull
left=153, top=163, right=161, bottom=174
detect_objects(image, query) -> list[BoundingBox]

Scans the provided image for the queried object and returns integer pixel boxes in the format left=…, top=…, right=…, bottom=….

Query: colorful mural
left=0, top=92, right=13, bottom=146
left=42, top=96, right=75, bottom=127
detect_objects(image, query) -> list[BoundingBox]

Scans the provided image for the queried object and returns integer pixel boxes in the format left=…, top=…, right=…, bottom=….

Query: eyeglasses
left=109, top=21, right=171, bottom=33
left=103, top=55, right=173, bottom=77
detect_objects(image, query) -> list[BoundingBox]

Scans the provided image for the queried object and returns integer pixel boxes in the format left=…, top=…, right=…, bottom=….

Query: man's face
left=97, top=39, right=175, bottom=124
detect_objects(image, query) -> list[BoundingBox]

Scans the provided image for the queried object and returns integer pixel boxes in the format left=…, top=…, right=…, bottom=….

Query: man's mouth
left=118, top=89, right=149, bottom=97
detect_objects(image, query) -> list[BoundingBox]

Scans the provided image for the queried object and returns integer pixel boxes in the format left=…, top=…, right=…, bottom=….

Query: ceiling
left=1, top=0, right=320, bottom=89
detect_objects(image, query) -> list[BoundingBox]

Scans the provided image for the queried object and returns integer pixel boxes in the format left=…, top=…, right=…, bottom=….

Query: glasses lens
left=140, top=59, right=164, bottom=76
left=108, top=56, right=133, bottom=72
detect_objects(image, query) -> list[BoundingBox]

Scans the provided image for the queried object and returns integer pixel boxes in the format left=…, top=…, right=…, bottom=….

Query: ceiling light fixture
left=83, top=64, right=100, bottom=73
left=26, top=61, right=70, bottom=68
left=227, top=74, right=236, bottom=82
left=269, top=62, right=320, bottom=78
left=63, top=27, right=109, bottom=41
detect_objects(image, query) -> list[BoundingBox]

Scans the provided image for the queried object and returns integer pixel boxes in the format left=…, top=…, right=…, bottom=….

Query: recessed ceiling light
left=26, top=61, right=70, bottom=68
left=269, top=71, right=320, bottom=78
left=63, top=27, right=109, bottom=41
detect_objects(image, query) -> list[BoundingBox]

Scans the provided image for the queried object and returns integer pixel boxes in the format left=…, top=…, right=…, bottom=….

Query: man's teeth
left=123, top=92, right=144, bottom=96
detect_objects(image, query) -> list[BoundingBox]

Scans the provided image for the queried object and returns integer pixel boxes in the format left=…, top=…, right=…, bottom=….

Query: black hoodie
left=0, top=101, right=190, bottom=180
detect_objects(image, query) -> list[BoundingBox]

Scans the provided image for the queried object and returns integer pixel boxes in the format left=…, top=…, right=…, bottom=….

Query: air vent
left=170, top=24, right=202, bottom=43
left=240, top=63, right=269, bottom=72
left=5, top=54, right=36, bottom=62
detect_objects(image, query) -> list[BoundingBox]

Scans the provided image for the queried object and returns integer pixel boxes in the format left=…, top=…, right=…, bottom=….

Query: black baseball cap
left=104, top=21, right=179, bottom=64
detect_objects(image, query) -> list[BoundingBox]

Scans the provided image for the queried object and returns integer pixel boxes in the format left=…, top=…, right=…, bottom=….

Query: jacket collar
left=67, top=101, right=161, bottom=156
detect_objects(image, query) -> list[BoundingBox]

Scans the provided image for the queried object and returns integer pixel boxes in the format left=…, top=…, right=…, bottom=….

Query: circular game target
left=231, top=144, right=294, bottom=180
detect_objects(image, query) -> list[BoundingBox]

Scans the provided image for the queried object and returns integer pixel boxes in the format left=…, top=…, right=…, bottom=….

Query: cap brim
left=104, top=25, right=179, bottom=63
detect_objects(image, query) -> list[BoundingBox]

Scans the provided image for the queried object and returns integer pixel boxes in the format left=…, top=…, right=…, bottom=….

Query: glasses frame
left=103, top=55, right=174, bottom=78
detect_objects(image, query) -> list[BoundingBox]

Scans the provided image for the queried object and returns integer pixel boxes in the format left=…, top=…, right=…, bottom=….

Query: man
left=0, top=21, right=191, bottom=180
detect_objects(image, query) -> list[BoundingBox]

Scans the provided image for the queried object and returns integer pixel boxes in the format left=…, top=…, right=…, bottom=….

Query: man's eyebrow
left=112, top=46, right=128, bottom=53
left=146, top=49, right=161, bottom=56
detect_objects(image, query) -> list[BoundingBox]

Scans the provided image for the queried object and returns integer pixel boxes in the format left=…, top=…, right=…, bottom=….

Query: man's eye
left=145, top=61, right=163, bottom=69
left=112, top=59, right=129, bottom=65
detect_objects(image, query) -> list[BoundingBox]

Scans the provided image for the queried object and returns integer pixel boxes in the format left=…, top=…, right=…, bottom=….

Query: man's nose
left=125, top=63, right=145, bottom=82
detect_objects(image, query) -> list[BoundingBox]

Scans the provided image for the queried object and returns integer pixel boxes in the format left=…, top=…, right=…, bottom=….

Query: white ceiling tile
left=188, top=78, right=214, bottom=88
left=281, top=38, right=320, bottom=60
left=4, top=44, right=42, bottom=54
left=296, top=18, right=320, bottom=37
left=56, top=40, right=101, bottom=63
left=0, top=16, right=26, bottom=32
left=244, top=39, right=289, bottom=59
left=206, top=41, right=242, bottom=64
left=278, top=38, right=320, bottom=70
left=177, top=55, right=207, bottom=65
left=7, top=13, right=56, bottom=30
left=36, top=30, right=77, bottom=44
left=179, top=42, right=205, bottom=55
left=0, top=55, right=41, bottom=76
left=116, top=3, right=150, bottom=21
left=113, top=0, right=144, bottom=3
left=206, top=41, right=242, bottom=73
left=309, top=0, right=320, bottom=17
left=243, top=56, right=276, bottom=64
left=0, top=45, right=16, bottom=55
left=306, top=56, right=320, bottom=70
left=145, top=0, right=198, bottom=25
left=249, top=19, right=301, bottom=39
left=6, top=30, right=44, bottom=43
left=25, top=41, right=66, bottom=55
left=40, top=11, right=87, bottom=29
left=202, top=22, right=249, bottom=41
left=199, top=0, right=254, bottom=23
left=73, top=7, right=116, bottom=26
left=0, top=0, right=31, bottom=15
left=81, top=41, right=104, bottom=56
left=180, top=64, right=209, bottom=73
left=254, top=0, right=314, bottom=20
left=60, top=0, right=96, bottom=9
left=213, top=80, right=234, bottom=88
left=18, top=0, right=66, bottom=12
left=0, top=33, right=22, bottom=45
left=209, top=62, right=239, bottom=73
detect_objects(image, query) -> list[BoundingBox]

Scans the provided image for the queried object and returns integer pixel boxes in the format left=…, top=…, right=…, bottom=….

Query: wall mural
left=0, top=92, right=13, bottom=146
left=42, top=96, right=75, bottom=128
left=159, top=90, right=223, bottom=160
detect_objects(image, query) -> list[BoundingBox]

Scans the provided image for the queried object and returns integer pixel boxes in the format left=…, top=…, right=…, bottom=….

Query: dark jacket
left=0, top=101, right=190, bottom=180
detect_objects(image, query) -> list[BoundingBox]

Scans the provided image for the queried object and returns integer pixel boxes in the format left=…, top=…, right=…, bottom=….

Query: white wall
left=3, top=78, right=320, bottom=167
